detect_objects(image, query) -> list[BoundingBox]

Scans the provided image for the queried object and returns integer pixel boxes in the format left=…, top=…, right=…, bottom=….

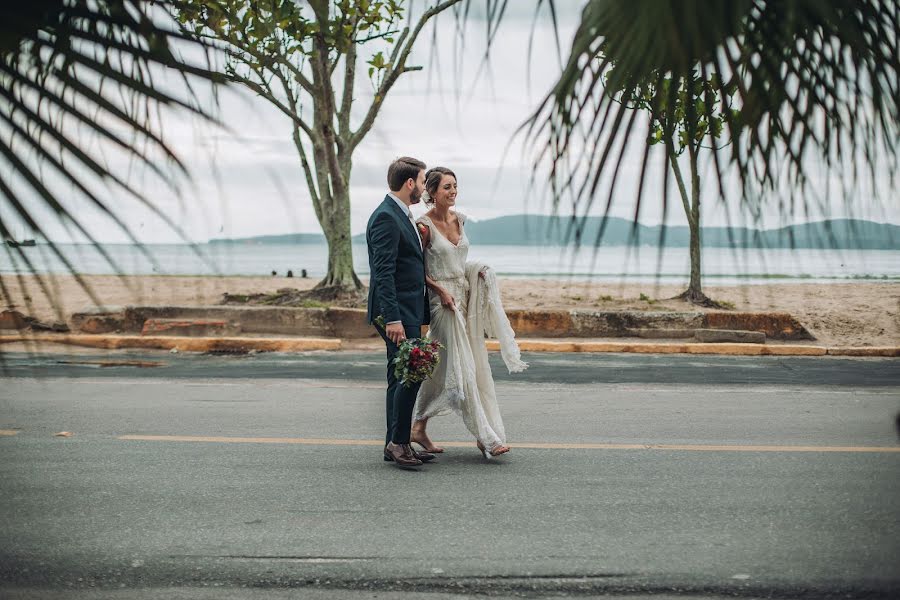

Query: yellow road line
left=118, top=435, right=900, bottom=453
left=121, top=435, right=384, bottom=446
left=0, top=430, right=20, bottom=436
left=513, top=443, right=900, bottom=453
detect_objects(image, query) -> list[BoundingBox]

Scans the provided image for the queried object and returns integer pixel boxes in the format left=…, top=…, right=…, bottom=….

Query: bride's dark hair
left=423, top=167, right=456, bottom=206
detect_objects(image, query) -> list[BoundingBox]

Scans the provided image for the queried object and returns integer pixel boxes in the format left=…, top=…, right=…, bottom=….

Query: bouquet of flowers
left=393, top=337, right=443, bottom=388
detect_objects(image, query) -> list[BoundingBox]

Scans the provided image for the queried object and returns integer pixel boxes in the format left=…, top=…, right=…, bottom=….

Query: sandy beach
left=1, top=274, right=897, bottom=347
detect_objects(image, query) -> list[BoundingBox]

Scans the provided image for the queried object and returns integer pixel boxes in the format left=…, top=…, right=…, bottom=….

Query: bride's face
left=433, top=175, right=458, bottom=208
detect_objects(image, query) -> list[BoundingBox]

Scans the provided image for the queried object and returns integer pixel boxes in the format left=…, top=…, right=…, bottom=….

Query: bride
left=411, top=166, right=527, bottom=458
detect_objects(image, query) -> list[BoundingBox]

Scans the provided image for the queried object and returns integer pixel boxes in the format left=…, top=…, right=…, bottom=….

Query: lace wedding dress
left=415, top=212, right=527, bottom=454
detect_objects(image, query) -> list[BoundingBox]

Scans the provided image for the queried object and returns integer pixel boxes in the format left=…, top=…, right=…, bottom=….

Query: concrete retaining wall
left=122, top=306, right=329, bottom=336
left=508, top=309, right=811, bottom=340
left=70, top=305, right=814, bottom=341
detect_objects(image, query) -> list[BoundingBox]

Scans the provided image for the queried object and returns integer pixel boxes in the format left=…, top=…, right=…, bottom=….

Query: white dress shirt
left=388, top=192, right=422, bottom=250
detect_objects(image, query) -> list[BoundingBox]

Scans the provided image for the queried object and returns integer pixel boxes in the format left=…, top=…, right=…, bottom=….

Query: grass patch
left=261, top=297, right=329, bottom=308
left=639, top=293, right=658, bottom=305
left=299, top=299, right=330, bottom=309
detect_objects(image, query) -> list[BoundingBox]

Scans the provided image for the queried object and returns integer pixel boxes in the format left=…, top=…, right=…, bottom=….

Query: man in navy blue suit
left=366, top=157, right=435, bottom=469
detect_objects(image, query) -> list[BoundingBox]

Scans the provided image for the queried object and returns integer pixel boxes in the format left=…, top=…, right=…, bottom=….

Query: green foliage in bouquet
left=393, top=338, right=443, bottom=388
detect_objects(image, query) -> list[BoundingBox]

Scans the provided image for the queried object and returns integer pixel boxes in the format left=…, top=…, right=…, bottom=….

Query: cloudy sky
left=7, top=0, right=898, bottom=244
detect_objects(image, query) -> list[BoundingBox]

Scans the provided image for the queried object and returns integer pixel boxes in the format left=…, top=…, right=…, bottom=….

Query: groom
left=366, top=157, right=434, bottom=469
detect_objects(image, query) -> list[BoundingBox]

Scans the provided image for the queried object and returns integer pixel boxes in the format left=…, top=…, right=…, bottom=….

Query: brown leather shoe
left=412, top=448, right=436, bottom=462
left=384, top=442, right=422, bottom=468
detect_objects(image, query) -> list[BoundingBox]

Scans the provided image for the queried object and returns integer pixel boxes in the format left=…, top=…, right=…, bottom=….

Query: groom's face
left=408, top=169, right=426, bottom=205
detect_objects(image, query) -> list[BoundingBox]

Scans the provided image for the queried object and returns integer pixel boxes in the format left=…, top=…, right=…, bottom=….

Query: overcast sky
left=154, top=0, right=590, bottom=244
left=6, top=0, right=898, bottom=244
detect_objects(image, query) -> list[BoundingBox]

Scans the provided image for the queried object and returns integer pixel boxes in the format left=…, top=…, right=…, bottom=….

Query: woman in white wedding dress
left=411, top=167, right=527, bottom=458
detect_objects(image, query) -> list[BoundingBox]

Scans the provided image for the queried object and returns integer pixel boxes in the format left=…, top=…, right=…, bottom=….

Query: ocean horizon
left=2, top=242, right=899, bottom=286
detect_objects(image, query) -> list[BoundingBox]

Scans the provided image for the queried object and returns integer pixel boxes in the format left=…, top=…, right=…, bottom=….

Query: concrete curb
left=0, top=334, right=341, bottom=353
left=825, top=347, right=900, bottom=357
left=486, top=340, right=830, bottom=356
left=2, top=334, right=898, bottom=356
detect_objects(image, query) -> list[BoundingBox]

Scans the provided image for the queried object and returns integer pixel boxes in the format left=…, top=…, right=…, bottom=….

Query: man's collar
left=387, top=192, right=411, bottom=216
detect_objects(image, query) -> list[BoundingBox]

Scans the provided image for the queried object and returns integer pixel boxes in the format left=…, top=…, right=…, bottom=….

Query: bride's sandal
left=491, top=445, right=510, bottom=457
left=411, top=431, right=444, bottom=453
left=477, top=441, right=510, bottom=458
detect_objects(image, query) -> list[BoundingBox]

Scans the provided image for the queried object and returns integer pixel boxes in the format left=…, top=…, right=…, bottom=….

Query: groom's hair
left=388, top=156, right=426, bottom=192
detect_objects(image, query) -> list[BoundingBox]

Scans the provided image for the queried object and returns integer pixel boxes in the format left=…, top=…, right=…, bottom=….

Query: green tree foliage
left=178, top=0, right=463, bottom=295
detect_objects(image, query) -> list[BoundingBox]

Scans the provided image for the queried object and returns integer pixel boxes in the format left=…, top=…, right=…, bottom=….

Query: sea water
left=2, top=242, right=898, bottom=285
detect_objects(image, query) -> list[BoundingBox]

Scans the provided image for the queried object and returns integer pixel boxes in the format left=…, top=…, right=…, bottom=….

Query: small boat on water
left=5, top=239, right=36, bottom=247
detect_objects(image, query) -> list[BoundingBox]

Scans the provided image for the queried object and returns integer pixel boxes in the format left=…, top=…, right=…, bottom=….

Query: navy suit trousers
left=375, top=323, right=423, bottom=446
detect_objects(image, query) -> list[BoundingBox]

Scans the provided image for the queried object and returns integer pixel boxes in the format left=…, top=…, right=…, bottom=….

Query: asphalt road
left=2, top=349, right=900, bottom=386
left=1, top=351, right=898, bottom=599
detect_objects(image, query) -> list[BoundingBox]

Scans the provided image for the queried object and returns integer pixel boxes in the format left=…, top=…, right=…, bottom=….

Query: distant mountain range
left=208, top=216, right=899, bottom=250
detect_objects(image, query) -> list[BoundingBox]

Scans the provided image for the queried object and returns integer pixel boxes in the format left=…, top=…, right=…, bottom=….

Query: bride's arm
left=418, top=222, right=455, bottom=310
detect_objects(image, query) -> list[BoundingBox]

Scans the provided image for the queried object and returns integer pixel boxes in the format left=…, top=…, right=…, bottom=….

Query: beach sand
left=1, top=274, right=897, bottom=347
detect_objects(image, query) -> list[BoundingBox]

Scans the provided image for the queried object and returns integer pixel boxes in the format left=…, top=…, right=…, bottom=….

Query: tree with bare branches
left=178, top=0, right=463, bottom=298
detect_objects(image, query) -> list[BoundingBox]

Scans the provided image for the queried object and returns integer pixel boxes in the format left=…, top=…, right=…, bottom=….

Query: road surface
left=1, top=351, right=898, bottom=598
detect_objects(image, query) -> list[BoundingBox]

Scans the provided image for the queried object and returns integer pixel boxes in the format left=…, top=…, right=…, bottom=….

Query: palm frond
left=523, top=0, right=899, bottom=243
left=0, top=0, right=224, bottom=322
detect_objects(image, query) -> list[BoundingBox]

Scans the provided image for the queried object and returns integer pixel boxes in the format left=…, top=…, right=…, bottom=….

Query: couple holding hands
left=366, top=157, right=527, bottom=470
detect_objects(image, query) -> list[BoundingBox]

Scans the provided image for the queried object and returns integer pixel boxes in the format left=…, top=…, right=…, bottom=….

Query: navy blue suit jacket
left=366, top=196, right=429, bottom=327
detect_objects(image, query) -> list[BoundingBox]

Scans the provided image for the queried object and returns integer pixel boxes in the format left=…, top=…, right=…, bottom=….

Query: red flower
left=393, top=338, right=444, bottom=388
